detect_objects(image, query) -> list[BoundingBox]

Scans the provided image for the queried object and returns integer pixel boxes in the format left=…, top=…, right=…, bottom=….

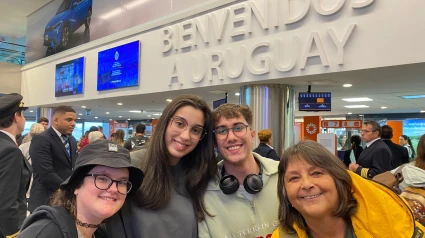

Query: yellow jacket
left=272, top=171, right=425, bottom=238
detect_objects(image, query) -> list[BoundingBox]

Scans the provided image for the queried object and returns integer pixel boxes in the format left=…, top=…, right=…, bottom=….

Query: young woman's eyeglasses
left=86, top=174, right=132, bottom=195
left=169, top=117, right=207, bottom=140
left=213, top=124, right=249, bottom=140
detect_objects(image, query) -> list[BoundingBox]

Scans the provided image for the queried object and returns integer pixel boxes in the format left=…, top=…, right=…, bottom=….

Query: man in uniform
left=0, top=93, right=32, bottom=238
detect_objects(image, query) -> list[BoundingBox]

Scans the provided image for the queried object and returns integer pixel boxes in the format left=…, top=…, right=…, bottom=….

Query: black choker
left=75, top=218, right=100, bottom=229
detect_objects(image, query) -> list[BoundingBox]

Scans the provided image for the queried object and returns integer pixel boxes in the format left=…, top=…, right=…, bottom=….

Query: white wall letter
left=248, top=0, right=269, bottom=30
left=352, top=0, right=374, bottom=9
left=191, top=54, right=206, bottom=83
left=225, top=46, right=245, bottom=79
left=300, top=32, right=329, bottom=69
left=208, top=52, right=225, bottom=81
left=327, top=24, right=356, bottom=65
left=247, top=41, right=271, bottom=75
left=178, top=20, right=195, bottom=50
left=230, top=3, right=251, bottom=37
left=169, top=59, right=183, bottom=85
left=273, top=36, right=299, bottom=72
left=284, top=0, right=311, bottom=25
left=210, top=9, right=229, bottom=41
left=313, top=0, right=345, bottom=16
left=194, top=16, right=210, bottom=45
left=162, top=27, right=173, bottom=53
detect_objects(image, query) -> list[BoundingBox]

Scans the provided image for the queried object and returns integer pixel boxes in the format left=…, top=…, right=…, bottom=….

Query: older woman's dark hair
left=415, top=134, right=425, bottom=170
left=134, top=94, right=217, bottom=221
left=49, top=165, right=95, bottom=218
left=277, top=140, right=357, bottom=233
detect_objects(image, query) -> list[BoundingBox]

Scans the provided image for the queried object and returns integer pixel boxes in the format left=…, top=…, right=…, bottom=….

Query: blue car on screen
left=44, top=0, right=92, bottom=50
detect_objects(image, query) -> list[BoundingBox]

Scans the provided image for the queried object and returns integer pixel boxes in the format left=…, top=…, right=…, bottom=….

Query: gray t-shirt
left=106, top=163, right=197, bottom=238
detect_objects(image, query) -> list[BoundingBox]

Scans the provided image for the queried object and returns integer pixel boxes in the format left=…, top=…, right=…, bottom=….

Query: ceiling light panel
left=342, top=98, right=373, bottom=102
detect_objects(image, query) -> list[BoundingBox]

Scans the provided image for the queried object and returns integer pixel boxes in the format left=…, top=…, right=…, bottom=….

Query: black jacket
left=18, top=205, right=107, bottom=238
left=355, top=139, right=392, bottom=178
left=0, top=131, right=32, bottom=238
left=253, top=143, right=280, bottom=161
left=343, top=146, right=363, bottom=167
left=382, top=139, right=409, bottom=169
left=28, top=127, right=77, bottom=212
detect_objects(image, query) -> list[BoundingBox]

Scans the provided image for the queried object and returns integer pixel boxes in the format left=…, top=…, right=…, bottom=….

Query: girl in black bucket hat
left=18, top=140, right=144, bottom=238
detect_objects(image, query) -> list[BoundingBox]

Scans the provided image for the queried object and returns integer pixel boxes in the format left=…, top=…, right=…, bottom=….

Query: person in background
left=18, top=140, right=144, bottom=238
left=19, top=123, right=45, bottom=199
left=343, top=134, right=363, bottom=167
left=97, top=126, right=107, bottom=139
left=400, top=134, right=416, bottom=160
left=381, top=125, right=409, bottom=169
left=114, top=129, right=125, bottom=147
left=77, top=131, right=88, bottom=151
left=20, top=117, right=49, bottom=145
left=348, top=121, right=392, bottom=178
left=0, top=93, right=31, bottom=238
left=78, top=126, right=99, bottom=152
left=124, top=123, right=149, bottom=151
left=271, top=140, right=425, bottom=238
left=253, top=129, right=280, bottom=161
left=106, top=95, right=217, bottom=238
left=88, top=131, right=104, bottom=144
left=198, top=104, right=279, bottom=238
left=29, top=106, right=78, bottom=213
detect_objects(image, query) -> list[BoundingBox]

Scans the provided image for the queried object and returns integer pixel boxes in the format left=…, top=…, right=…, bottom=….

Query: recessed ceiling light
left=106, top=112, right=110, bottom=114
left=81, top=106, right=86, bottom=108
left=117, top=103, right=123, bottom=105
left=235, top=93, right=240, bottom=96
left=79, top=113, right=82, bottom=116
left=152, top=118, right=155, bottom=119
left=129, top=110, right=142, bottom=113
left=109, top=119, right=112, bottom=121
left=94, top=116, right=98, bottom=119
left=148, top=115, right=151, bottom=117
left=166, top=99, right=172, bottom=102
left=127, top=119, right=131, bottom=120
left=401, top=95, right=425, bottom=99
left=142, top=110, right=146, bottom=113
left=347, top=112, right=352, bottom=115
left=77, top=117, right=81, bottom=119
left=421, top=110, right=425, bottom=113
left=29, top=110, right=34, bottom=113
left=344, top=105, right=370, bottom=108
left=154, top=113, right=160, bottom=116
left=359, top=114, right=364, bottom=116
left=381, top=106, right=388, bottom=109
left=119, top=116, right=122, bottom=118
left=343, top=84, right=352, bottom=88
left=342, top=98, right=372, bottom=102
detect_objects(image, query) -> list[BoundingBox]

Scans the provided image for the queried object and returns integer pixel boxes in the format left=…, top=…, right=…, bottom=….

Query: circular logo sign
left=306, top=123, right=317, bottom=135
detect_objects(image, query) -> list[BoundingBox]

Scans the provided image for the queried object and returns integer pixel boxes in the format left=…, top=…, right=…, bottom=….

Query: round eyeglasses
left=86, top=174, right=132, bottom=195
left=213, top=123, right=249, bottom=140
left=169, top=117, right=207, bottom=140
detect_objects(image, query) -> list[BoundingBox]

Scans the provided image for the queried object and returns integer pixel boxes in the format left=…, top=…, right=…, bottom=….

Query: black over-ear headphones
left=219, top=160, right=263, bottom=195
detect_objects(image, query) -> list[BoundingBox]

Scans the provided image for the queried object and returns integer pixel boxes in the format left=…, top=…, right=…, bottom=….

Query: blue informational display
left=97, top=41, right=140, bottom=91
left=213, top=98, right=227, bottom=109
left=298, top=92, right=331, bottom=111
left=55, top=57, right=85, bottom=97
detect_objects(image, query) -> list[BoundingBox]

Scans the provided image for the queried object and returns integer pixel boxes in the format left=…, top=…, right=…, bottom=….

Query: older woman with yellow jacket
left=272, top=140, right=425, bottom=238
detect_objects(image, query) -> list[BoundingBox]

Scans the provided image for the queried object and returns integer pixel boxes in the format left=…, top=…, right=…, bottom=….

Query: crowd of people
left=1, top=92, right=425, bottom=238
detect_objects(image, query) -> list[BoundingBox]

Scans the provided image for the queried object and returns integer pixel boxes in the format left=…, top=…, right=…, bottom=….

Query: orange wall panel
left=387, top=120, right=403, bottom=144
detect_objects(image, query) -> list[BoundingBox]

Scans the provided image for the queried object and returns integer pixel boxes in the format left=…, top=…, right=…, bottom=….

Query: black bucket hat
left=61, top=140, right=143, bottom=196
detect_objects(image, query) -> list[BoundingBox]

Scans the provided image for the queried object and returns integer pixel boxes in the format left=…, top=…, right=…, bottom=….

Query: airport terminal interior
left=1, top=0, right=425, bottom=236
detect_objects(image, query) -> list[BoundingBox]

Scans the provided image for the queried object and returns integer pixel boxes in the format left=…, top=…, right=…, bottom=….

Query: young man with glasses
left=198, top=104, right=280, bottom=238
left=348, top=121, right=392, bottom=178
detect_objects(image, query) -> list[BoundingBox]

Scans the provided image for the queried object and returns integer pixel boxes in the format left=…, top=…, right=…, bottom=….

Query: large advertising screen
left=55, top=57, right=85, bottom=97
left=97, top=41, right=140, bottom=91
left=26, top=0, right=211, bottom=63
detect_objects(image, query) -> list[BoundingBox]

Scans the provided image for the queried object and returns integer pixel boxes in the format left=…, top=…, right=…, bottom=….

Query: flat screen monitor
left=213, top=98, right=227, bottom=109
left=55, top=57, right=85, bottom=97
left=298, top=92, right=331, bottom=111
left=97, top=41, right=140, bottom=91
